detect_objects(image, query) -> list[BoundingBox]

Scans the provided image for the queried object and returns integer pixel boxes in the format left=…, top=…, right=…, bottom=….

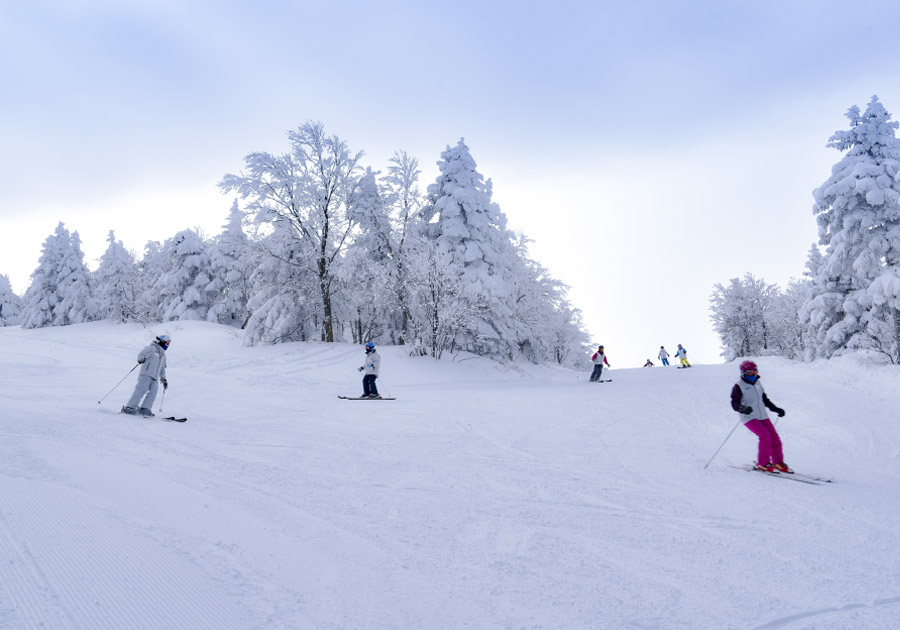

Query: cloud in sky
left=4, top=0, right=900, bottom=365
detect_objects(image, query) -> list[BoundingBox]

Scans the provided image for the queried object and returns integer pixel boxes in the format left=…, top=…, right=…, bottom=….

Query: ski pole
left=97, top=363, right=139, bottom=404
left=158, top=388, right=165, bottom=413
left=703, top=417, right=744, bottom=469
left=773, top=411, right=785, bottom=429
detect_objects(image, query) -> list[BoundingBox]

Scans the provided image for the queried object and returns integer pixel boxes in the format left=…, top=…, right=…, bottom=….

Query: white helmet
left=156, top=334, right=172, bottom=347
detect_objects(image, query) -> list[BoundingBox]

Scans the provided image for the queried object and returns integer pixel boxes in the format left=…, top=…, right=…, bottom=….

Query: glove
left=138, top=358, right=146, bottom=364
left=358, top=366, right=364, bottom=372
left=774, top=407, right=785, bottom=417
left=739, top=406, right=753, bottom=415
left=161, top=378, right=168, bottom=391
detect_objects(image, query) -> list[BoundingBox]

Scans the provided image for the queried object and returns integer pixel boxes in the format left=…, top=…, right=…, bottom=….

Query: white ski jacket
left=137, top=343, right=167, bottom=381
left=364, top=350, right=381, bottom=376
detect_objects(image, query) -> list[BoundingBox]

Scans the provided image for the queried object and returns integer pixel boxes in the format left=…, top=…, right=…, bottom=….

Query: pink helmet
left=739, top=360, right=757, bottom=372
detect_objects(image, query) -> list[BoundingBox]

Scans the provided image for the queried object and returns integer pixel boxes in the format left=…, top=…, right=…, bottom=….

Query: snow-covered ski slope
left=1, top=321, right=899, bottom=630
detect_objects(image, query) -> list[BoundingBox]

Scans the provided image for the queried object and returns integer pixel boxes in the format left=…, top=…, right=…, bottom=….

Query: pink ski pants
left=745, top=418, right=783, bottom=465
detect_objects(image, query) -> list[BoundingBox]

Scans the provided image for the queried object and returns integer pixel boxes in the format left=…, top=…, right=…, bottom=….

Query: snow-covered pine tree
left=242, top=221, right=321, bottom=344
left=799, top=243, right=846, bottom=360
left=0, top=274, right=22, bottom=326
left=207, top=200, right=253, bottom=328
left=20, top=222, right=96, bottom=328
left=807, top=96, right=900, bottom=362
left=220, top=121, right=363, bottom=342
left=54, top=229, right=96, bottom=325
left=545, top=304, right=590, bottom=367
left=20, top=225, right=62, bottom=329
left=95, top=230, right=138, bottom=322
left=405, top=238, right=478, bottom=359
left=424, top=139, right=518, bottom=358
left=154, top=229, right=213, bottom=321
left=765, top=280, right=809, bottom=360
left=506, top=236, right=590, bottom=365
left=710, top=273, right=778, bottom=360
left=342, top=167, right=395, bottom=343
left=134, top=241, right=166, bottom=322
left=382, top=150, right=425, bottom=345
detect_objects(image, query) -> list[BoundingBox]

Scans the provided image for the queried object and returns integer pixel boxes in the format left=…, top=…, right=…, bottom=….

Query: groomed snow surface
left=1, top=321, right=899, bottom=630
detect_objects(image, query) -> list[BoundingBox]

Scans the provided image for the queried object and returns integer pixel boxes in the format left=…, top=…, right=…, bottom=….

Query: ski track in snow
left=0, top=472, right=248, bottom=630
left=2, top=321, right=900, bottom=629
left=752, top=596, right=900, bottom=630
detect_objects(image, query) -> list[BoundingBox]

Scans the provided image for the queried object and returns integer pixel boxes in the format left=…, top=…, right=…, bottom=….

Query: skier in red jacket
left=589, top=345, right=610, bottom=382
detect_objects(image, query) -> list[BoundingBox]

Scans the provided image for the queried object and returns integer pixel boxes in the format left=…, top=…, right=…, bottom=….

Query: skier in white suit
left=122, top=334, right=170, bottom=417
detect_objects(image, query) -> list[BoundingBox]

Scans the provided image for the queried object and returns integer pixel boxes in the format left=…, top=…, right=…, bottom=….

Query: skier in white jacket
left=359, top=342, right=381, bottom=399
left=658, top=346, right=670, bottom=366
left=122, top=334, right=170, bottom=417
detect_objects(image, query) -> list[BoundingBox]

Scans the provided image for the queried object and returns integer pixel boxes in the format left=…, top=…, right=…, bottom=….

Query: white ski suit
left=126, top=342, right=168, bottom=410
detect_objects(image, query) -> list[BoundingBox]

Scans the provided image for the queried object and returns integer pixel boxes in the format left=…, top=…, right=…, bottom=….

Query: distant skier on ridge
left=730, top=360, right=791, bottom=473
left=675, top=344, right=690, bottom=368
left=121, top=334, right=170, bottom=417
left=658, top=346, right=670, bottom=366
left=589, top=345, right=610, bottom=382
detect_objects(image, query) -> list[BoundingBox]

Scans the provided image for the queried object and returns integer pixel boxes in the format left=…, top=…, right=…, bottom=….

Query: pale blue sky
left=4, top=0, right=900, bottom=365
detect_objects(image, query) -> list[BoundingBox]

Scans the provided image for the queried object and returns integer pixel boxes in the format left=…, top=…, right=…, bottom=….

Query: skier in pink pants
left=730, top=360, right=792, bottom=473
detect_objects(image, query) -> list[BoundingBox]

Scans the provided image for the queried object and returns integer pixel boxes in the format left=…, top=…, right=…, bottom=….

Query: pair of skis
left=732, top=465, right=833, bottom=485
left=337, top=395, right=395, bottom=401
left=120, top=411, right=187, bottom=422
